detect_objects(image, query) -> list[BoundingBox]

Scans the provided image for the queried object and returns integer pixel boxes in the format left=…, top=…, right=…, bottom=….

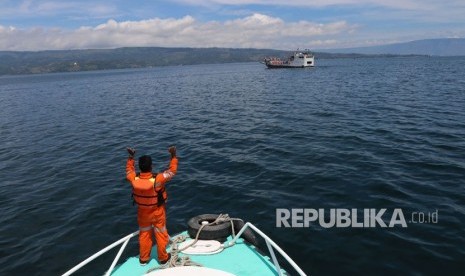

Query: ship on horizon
left=264, top=50, right=315, bottom=68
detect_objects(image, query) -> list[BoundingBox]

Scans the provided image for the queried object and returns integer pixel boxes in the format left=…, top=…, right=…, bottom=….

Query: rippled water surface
left=1, top=57, right=465, bottom=275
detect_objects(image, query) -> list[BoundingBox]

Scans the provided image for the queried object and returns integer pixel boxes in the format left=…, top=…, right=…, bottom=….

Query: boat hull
left=111, top=232, right=287, bottom=276
left=62, top=217, right=306, bottom=276
left=265, top=64, right=312, bottom=68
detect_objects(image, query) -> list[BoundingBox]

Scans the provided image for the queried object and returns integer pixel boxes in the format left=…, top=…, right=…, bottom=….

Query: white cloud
left=0, top=14, right=357, bottom=50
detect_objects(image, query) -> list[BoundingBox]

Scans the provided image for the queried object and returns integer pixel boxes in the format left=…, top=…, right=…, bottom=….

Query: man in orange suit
left=126, top=146, right=178, bottom=266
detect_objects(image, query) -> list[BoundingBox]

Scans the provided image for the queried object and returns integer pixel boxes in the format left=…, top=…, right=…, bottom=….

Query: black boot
left=160, top=253, right=171, bottom=265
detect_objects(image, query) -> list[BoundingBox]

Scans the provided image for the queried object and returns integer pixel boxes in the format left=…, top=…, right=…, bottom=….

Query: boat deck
left=111, top=232, right=285, bottom=276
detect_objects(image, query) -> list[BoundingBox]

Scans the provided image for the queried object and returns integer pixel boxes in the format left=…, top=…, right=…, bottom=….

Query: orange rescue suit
left=126, top=156, right=178, bottom=263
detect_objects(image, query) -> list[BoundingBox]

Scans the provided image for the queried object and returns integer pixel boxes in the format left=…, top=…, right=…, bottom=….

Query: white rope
left=146, top=214, right=243, bottom=273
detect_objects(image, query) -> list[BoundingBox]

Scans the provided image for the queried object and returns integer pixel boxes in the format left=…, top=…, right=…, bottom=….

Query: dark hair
left=138, top=155, right=152, bottom=173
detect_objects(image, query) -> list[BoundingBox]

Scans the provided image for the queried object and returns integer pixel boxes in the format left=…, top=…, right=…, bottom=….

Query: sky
left=0, top=0, right=464, bottom=51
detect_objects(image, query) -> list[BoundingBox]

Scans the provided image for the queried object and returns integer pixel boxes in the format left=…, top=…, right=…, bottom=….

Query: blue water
left=1, top=57, right=465, bottom=275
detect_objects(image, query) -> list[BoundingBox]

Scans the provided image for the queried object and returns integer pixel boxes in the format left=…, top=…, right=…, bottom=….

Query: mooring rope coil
left=147, top=213, right=244, bottom=272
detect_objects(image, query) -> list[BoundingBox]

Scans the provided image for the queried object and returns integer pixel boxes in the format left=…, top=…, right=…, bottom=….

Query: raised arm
left=158, top=146, right=178, bottom=183
left=126, top=147, right=136, bottom=182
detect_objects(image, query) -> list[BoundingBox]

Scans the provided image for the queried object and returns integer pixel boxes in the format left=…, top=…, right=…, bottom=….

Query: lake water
left=1, top=57, right=465, bottom=275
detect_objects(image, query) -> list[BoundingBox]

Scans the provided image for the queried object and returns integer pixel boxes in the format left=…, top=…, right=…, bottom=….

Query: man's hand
left=127, top=147, right=136, bottom=157
left=168, top=145, right=176, bottom=158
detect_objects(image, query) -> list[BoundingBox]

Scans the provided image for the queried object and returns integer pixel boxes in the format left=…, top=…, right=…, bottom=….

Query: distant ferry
left=264, top=50, right=315, bottom=68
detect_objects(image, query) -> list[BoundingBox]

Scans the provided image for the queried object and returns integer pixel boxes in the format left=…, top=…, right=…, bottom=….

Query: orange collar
left=139, top=172, right=153, bottom=179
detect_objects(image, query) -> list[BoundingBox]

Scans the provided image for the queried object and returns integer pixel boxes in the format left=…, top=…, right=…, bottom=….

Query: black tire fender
left=187, top=214, right=232, bottom=242
left=233, top=219, right=259, bottom=247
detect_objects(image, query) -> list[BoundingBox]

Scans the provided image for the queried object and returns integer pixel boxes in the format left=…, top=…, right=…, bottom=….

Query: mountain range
left=1, top=38, right=464, bottom=75
left=0, top=48, right=368, bottom=75
left=318, top=38, right=465, bottom=56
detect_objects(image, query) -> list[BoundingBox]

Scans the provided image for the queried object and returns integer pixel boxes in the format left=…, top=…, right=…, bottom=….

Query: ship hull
left=265, top=64, right=312, bottom=68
